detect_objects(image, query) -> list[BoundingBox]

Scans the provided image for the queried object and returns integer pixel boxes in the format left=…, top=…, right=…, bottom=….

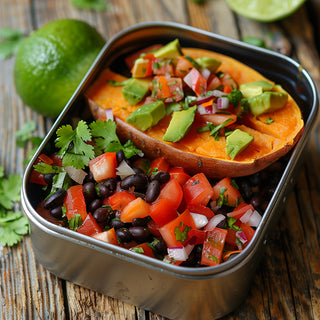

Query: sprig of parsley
left=0, top=166, right=29, bottom=246
left=55, top=120, right=95, bottom=169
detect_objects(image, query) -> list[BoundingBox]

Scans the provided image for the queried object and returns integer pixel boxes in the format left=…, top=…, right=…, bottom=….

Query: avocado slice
left=163, top=106, right=197, bottom=142
left=196, top=56, right=221, bottom=73
left=247, top=91, right=288, bottom=116
left=240, top=80, right=274, bottom=98
left=122, top=78, right=149, bottom=105
left=226, top=129, right=253, bottom=159
left=126, top=101, right=166, bottom=131
left=154, top=38, right=182, bottom=59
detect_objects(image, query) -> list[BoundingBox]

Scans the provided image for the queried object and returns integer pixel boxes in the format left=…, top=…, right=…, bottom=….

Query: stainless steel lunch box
left=21, top=22, right=319, bottom=320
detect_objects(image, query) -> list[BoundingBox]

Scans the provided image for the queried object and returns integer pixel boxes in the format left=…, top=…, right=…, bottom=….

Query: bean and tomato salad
left=30, top=120, right=285, bottom=267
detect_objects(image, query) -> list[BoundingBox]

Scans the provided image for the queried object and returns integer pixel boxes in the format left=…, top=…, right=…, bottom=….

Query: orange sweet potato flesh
left=85, top=47, right=304, bottom=178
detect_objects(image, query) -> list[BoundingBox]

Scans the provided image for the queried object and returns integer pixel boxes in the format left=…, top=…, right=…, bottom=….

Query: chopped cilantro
left=174, top=222, right=192, bottom=244
left=227, top=217, right=241, bottom=231
left=216, top=186, right=227, bottom=207
left=107, top=79, right=131, bottom=86
left=33, top=163, right=63, bottom=175
left=130, top=247, right=144, bottom=253
left=68, top=213, right=82, bottom=231
left=265, top=117, right=274, bottom=124
left=198, top=119, right=233, bottom=141
left=208, top=254, right=218, bottom=262
left=192, top=180, right=200, bottom=186
left=240, top=99, right=250, bottom=115
left=227, top=89, right=242, bottom=107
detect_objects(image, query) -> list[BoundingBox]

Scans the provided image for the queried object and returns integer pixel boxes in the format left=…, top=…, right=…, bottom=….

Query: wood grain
left=0, top=0, right=320, bottom=319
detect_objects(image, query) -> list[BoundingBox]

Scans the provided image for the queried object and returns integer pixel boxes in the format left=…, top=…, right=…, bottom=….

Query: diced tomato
left=77, top=212, right=103, bottom=236
left=29, top=153, right=56, bottom=185
left=92, top=227, right=119, bottom=245
left=228, top=203, right=254, bottom=220
left=164, top=255, right=183, bottom=266
left=124, top=44, right=162, bottom=69
left=152, top=76, right=184, bottom=103
left=188, top=229, right=206, bottom=245
left=183, top=173, right=214, bottom=206
left=240, top=223, right=255, bottom=247
left=149, top=157, right=170, bottom=174
left=120, top=197, right=150, bottom=223
left=207, top=74, right=222, bottom=91
left=220, top=73, right=238, bottom=91
left=168, top=167, right=191, bottom=185
left=157, top=178, right=183, bottom=210
left=183, top=68, right=207, bottom=96
left=196, top=113, right=237, bottom=126
left=130, top=242, right=156, bottom=258
left=212, top=177, right=243, bottom=207
left=159, top=209, right=196, bottom=247
left=64, top=185, right=87, bottom=221
left=108, top=191, right=136, bottom=211
left=88, top=152, right=117, bottom=183
left=225, top=229, right=238, bottom=250
left=201, top=228, right=228, bottom=266
left=152, top=58, right=174, bottom=76
left=149, top=198, right=178, bottom=227
left=175, top=56, right=194, bottom=78
left=187, top=203, right=215, bottom=219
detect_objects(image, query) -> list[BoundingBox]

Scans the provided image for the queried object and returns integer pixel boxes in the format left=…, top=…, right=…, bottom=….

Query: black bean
left=145, top=180, right=160, bottom=203
left=149, top=171, right=170, bottom=185
left=129, top=226, right=150, bottom=243
left=43, top=173, right=55, bottom=185
left=110, top=218, right=125, bottom=229
left=96, top=183, right=112, bottom=198
left=132, top=166, right=145, bottom=175
left=151, top=238, right=167, bottom=254
left=93, top=207, right=111, bottom=224
left=44, top=189, right=66, bottom=210
left=250, top=193, right=264, bottom=208
left=114, top=210, right=121, bottom=219
left=116, top=228, right=133, bottom=243
left=116, top=150, right=126, bottom=165
left=104, top=178, right=117, bottom=192
left=238, top=180, right=253, bottom=201
left=83, top=171, right=94, bottom=183
left=88, top=198, right=102, bottom=213
left=216, top=217, right=227, bottom=229
left=120, top=173, right=148, bottom=191
left=50, top=206, right=63, bottom=219
left=82, top=182, right=97, bottom=203
left=132, top=217, right=149, bottom=227
left=249, top=172, right=262, bottom=187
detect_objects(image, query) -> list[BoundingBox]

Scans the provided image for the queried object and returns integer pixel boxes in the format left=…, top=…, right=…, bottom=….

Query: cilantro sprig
left=0, top=166, right=29, bottom=246
left=0, top=27, right=25, bottom=59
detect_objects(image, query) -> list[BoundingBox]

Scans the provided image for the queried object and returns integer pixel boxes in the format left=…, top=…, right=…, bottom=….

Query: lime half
left=225, top=0, right=306, bottom=22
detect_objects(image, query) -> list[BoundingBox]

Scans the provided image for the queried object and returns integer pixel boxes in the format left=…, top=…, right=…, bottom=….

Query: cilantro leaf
left=0, top=27, right=24, bottom=59
left=265, top=117, right=274, bottom=124
left=71, top=0, right=109, bottom=11
left=0, top=169, right=22, bottom=210
left=227, top=89, right=242, bottom=107
left=0, top=213, right=29, bottom=246
left=15, top=120, right=43, bottom=148
left=68, top=213, right=83, bottom=231
left=33, top=163, right=64, bottom=174
left=55, top=120, right=95, bottom=169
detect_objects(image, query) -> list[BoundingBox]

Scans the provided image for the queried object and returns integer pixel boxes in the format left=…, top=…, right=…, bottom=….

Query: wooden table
left=1, top=0, right=320, bottom=319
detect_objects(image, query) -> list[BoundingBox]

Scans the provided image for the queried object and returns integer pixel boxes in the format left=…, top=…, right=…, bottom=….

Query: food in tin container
left=31, top=117, right=286, bottom=267
left=85, top=38, right=304, bottom=178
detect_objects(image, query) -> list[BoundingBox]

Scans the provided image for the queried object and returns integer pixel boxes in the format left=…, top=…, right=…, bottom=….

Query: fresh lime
left=225, top=0, right=306, bottom=22
left=14, top=19, right=105, bottom=118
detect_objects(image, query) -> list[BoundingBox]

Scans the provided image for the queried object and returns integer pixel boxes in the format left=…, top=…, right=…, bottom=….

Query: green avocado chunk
left=195, top=56, right=221, bottom=73
left=154, top=38, right=182, bottom=59
left=247, top=91, right=288, bottom=116
left=126, top=101, right=166, bottom=131
left=122, top=78, right=149, bottom=105
left=226, top=129, right=254, bottom=159
left=240, top=80, right=274, bottom=98
left=163, top=106, right=197, bottom=143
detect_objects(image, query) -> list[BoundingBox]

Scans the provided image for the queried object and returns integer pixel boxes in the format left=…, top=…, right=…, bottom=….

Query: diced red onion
left=167, top=241, right=195, bottom=261
left=209, top=200, right=221, bottom=213
left=201, top=68, right=211, bottom=80
left=236, top=230, right=248, bottom=250
left=247, top=210, right=262, bottom=227
left=197, top=103, right=219, bottom=115
left=217, top=96, right=229, bottom=109
left=204, top=214, right=226, bottom=232
left=65, top=166, right=87, bottom=184
left=183, top=71, right=193, bottom=89
left=211, top=89, right=225, bottom=97
left=116, top=160, right=136, bottom=180
left=104, top=108, right=114, bottom=121
left=239, top=208, right=253, bottom=224
left=190, top=212, right=208, bottom=229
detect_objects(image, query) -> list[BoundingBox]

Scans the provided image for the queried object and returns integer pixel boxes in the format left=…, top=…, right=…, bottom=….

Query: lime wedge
left=225, top=0, right=306, bottom=22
